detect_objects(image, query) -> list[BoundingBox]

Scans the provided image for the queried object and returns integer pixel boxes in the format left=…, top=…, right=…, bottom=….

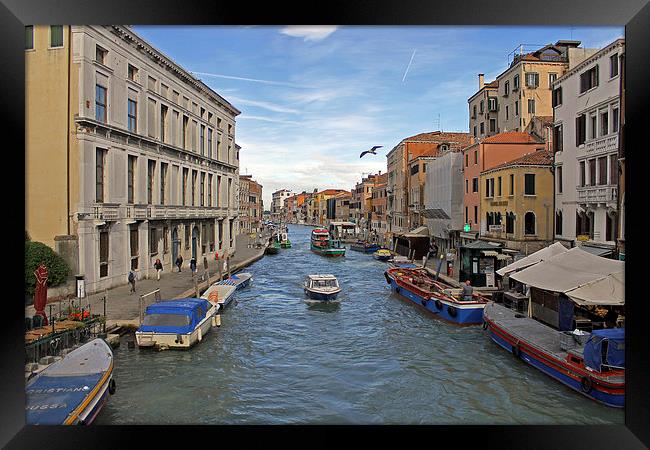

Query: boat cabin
left=139, top=299, right=212, bottom=334
left=305, top=274, right=340, bottom=290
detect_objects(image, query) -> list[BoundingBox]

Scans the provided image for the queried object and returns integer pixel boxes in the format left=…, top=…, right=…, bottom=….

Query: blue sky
left=133, top=25, right=623, bottom=208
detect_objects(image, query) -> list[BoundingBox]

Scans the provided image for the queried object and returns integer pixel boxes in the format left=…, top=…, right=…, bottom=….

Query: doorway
left=172, top=227, right=179, bottom=264
left=192, top=226, right=199, bottom=259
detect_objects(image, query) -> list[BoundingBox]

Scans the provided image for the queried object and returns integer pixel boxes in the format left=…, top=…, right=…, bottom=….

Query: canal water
left=97, top=224, right=623, bottom=425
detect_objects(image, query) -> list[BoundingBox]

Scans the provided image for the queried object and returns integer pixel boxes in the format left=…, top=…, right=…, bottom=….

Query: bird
left=360, top=146, right=382, bottom=158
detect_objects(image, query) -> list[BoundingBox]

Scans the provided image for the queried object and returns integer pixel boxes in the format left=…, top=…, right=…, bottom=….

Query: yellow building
left=26, top=25, right=240, bottom=293
left=479, top=151, right=554, bottom=255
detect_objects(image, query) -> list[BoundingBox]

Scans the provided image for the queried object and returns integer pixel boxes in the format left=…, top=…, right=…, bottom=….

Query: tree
left=25, top=241, right=69, bottom=296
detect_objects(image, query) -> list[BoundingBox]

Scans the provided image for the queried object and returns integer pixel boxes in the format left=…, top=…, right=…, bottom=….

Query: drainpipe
left=67, top=25, right=72, bottom=235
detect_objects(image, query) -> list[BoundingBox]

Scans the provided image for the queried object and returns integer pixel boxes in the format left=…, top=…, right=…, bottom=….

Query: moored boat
left=265, top=237, right=281, bottom=254
left=388, top=255, right=418, bottom=269
left=350, top=240, right=381, bottom=253
left=201, top=283, right=237, bottom=311
left=26, top=338, right=115, bottom=425
left=217, top=272, right=253, bottom=291
left=280, top=232, right=292, bottom=248
left=384, top=267, right=488, bottom=325
left=483, top=302, right=624, bottom=408
left=373, top=248, right=392, bottom=261
left=310, top=228, right=345, bottom=257
left=304, top=274, right=341, bottom=301
left=135, top=298, right=218, bottom=350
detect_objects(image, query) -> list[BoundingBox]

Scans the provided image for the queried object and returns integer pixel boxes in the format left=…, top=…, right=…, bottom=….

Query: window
left=217, top=176, right=221, bottom=207
left=590, top=114, right=597, bottom=139
left=555, top=211, right=562, bottom=236
left=147, top=160, right=156, bottom=204
left=505, top=105, right=509, bottom=120
left=95, top=85, right=107, bottom=123
left=480, top=122, right=484, bottom=135
left=528, top=99, right=535, bottom=114
left=504, top=80, right=510, bottom=96
left=474, top=206, right=478, bottom=224
left=182, top=116, right=188, bottom=149
left=217, top=117, right=222, bottom=129
left=208, top=174, right=213, bottom=206
left=96, top=148, right=106, bottom=203
left=147, top=98, right=157, bottom=138
left=465, top=207, right=468, bottom=224
left=200, top=125, right=205, bottom=156
left=513, top=74, right=520, bottom=90
left=161, top=83, right=168, bottom=98
left=472, top=177, right=479, bottom=193
left=127, top=155, right=136, bottom=204
left=228, top=124, right=233, bottom=135
left=589, top=159, right=596, bottom=185
left=160, top=163, right=168, bottom=205
left=182, top=168, right=188, bottom=206
left=473, top=126, right=477, bottom=138
left=525, top=72, right=539, bottom=88
left=524, top=212, right=536, bottom=235
left=600, top=111, right=608, bottom=136
left=200, top=107, right=206, bottom=118
left=474, top=151, right=478, bottom=164
left=128, top=99, right=137, bottom=132
left=163, top=227, right=169, bottom=254
left=580, top=161, right=586, bottom=186
left=553, top=125, right=563, bottom=152
left=610, top=154, right=618, bottom=185
left=465, top=154, right=469, bottom=167
left=549, top=73, right=557, bottom=85
left=488, top=97, right=497, bottom=111
left=192, top=120, right=198, bottom=151
left=515, top=101, right=519, bottom=116
left=208, top=128, right=213, bottom=159
left=612, top=107, right=619, bottom=132
left=479, top=100, right=484, bottom=114
left=472, top=105, right=477, bottom=118
left=130, top=224, right=139, bottom=270
left=552, top=87, right=562, bottom=107
left=160, top=105, right=168, bottom=142
left=497, top=177, right=502, bottom=196
left=506, top=212, right=515, bottom=234
left=172, top=90, right=179, bottom=104
left=576, top=114, right=586, bottom=146
left=610, top=53, right=619, bottom=78
left=465, top=179, right=469, bottom=193
left=148, top=76, right=157, bottom=91
left=150, top=227, right=158, bottom=255
left=50, top=25, right=63, bottom=47
left=128, top=64, right=138, bottom=81
left=557, top=166, right=563, bottom=194
left=200, top=172, right=205, bottom=206
left=95, top=45, right=107, bottom=65
left=191, top=170, right=197, bottom=206
left=99, top=229, right=109, bottom=277
left=580, top=66, right=599, bottom=93
left=489, top=119, right=496, bottom=133
left=524, top=173, right=535, bottom=195
left=598, top=157, right=607, bottom=185
left=218, top=220, right=223, bottom=249
left=509, top=174, right=514, bottom=195
left=25, top=26, right=34, bottom=50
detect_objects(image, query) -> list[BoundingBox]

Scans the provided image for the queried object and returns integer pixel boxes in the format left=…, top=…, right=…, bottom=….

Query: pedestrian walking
left=154, top=258, right=163, bottom=280
left=175, top=255, right=183, bottom=272
left=128, top=269, right=136, bottom=294
left=190, top=257, right=197, bottom=278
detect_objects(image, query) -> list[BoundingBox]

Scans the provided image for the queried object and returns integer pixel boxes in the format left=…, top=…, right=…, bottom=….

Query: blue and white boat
left=350, top=240, right=381, bottom=253
left=217, top=272, right=252, bottom=291
left=25, top=338, right=115, bottom=425
left=304, top=274, right=341, bottom=301
left=135, top=298, right=218, bottom=350
left=384, top=267, right=488, bottom=325
left=201, top=282, right=237, bottom=311
left=388, top=255, right=418, bottom=269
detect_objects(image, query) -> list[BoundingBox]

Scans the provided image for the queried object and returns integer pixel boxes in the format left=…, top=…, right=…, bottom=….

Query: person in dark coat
left=128, top=269, right=136, bottom=294
left=175, top=255, right=183, bottom=273
left=154, top=258, right=163, bottom=281
left=190, top=257, right=197, bottom=278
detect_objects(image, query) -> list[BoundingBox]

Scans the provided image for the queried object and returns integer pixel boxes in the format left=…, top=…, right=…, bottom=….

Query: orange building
left=462, top=132, right=545, bottom=243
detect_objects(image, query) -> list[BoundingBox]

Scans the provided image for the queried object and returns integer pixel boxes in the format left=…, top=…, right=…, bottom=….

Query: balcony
left=577, top=185, right=618, bottom=205
left=91, top=203, right=119, bottom=221
left=584, top=134, right=618, bottom=155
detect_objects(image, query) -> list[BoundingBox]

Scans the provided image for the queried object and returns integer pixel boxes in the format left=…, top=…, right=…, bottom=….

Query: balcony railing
left=585, top=134, right=618, bottom=155
left=92, top=203, right=119, bottom=220
left=577, top=185, right=618, bottom=204
left=89, top=204, right=230, bottom=221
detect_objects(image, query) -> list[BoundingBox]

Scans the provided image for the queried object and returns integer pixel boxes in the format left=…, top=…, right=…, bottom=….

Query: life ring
left=435, top=299, right=443, bottom=311
left=580, top=376, right=593, bottom=393
left=512, top=344, right=521, bottom=358
left=447, top=305, right=458, bottom=318
left=108, top=378, right=116, bottom=395
left=384, top=272, right=391, bottom=285
left=482, top=321, right=488, bottom=330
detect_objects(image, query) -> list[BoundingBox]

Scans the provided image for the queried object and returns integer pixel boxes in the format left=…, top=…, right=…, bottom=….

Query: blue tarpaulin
left=138, top=298, right=211, bottom=334
left=558, top=296, right=575, bottom=331
left=584, top=328, right=625, bottom=371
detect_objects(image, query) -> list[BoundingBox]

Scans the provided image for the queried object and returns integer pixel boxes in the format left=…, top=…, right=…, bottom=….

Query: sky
left=133, top=25, right=623, bottom=208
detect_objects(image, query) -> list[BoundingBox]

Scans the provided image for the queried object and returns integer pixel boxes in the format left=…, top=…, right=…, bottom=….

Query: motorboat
left=304, top=274, right=342, bottom=301
left=201, top=283, right=237, bottom=311
left=310, top=229, right=345, bottom=257
left=373, top=248, right=392, bottom=261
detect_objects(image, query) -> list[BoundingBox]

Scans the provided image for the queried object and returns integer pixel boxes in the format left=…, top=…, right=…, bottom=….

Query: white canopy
left=565, top=271, right=624, bottom=306
left=509, top=247, right=624, bottom=305
left=403, top=226, right=430, bottom=237
left=496, top=242, right=569, bottom=276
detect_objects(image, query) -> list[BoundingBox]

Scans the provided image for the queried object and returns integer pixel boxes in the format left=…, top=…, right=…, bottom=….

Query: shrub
left=25, top=241, right=70, bottom=296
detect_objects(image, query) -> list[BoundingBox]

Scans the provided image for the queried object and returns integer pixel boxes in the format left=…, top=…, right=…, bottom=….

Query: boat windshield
left=143, top=313, right=191, bottom=327
left=312, top=279, right=338, bottom=288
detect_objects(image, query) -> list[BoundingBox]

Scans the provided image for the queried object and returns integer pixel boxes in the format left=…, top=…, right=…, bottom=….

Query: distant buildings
left=271, top=189, right=294, bottom=222
left=239, top=175, right=263, bottom=234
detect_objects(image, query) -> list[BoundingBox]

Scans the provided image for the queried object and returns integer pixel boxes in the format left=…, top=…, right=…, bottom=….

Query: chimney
left=478, top=73, right=485, bottom=90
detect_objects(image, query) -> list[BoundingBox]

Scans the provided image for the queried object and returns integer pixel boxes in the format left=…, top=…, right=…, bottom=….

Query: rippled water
left=97, top=224, right=623, bottom=425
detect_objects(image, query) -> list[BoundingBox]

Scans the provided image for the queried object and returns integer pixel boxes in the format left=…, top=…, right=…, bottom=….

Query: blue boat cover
left=583, top=328, right=625, bottom=371
left=138, top=298, right=212, bottom=334
left=26, top=373, right=103, bottom=424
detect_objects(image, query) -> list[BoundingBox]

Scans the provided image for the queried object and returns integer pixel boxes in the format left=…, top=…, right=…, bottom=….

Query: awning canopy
left=482, top=250, right=500, bottom=257
left=579, top=244, right=614, bottom=257
left=509, top=247, right=624, bottom=305
left=403, top=226, right=430, bottom=238
left=496, top=242, right=569, bottom=276
left=496, top=253, right=512, bottom=261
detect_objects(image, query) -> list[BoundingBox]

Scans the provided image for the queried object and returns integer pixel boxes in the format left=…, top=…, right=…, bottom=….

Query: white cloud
left=238, top=115, right=301, bottom=125
left=280, top=26, right=338, bottom=42
left=228, top=96, right=301, bottom=114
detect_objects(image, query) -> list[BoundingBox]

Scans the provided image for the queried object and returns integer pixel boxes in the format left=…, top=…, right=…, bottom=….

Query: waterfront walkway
left=25, top=232, right=269, bottom=331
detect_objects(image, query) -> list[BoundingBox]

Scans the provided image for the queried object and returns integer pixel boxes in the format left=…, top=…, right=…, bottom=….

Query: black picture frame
left=2, top=0, right=649, bottom=448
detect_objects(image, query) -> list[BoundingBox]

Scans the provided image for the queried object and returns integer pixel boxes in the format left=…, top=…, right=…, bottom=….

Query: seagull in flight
left=360, top=146, right=383, bottom=158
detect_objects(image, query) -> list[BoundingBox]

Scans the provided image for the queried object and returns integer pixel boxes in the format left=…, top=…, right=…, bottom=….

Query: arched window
left=496, top=212, right=502, bottom=225
left=524, top=212, right=536, bottom=235
left=506, top=212, right=515, bottom=234
left=555, top=211, right=563, bottom=236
